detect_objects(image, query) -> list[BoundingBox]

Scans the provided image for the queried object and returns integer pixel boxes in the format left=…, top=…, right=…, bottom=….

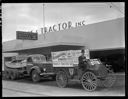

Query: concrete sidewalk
left=2, top=72, right=125, bottom=97
left=2, top=79, right=125, bottom=97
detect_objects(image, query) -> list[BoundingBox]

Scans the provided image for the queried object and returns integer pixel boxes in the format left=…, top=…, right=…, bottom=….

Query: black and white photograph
left=2, top=2, right=125, bottom=97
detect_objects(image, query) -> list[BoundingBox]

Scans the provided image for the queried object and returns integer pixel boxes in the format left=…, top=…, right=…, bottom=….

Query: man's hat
left=81, top=49, right=85, bottom=53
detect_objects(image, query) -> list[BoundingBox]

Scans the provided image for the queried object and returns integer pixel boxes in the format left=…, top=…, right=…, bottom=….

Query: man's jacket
left=78, top=55, right=86, bottom=69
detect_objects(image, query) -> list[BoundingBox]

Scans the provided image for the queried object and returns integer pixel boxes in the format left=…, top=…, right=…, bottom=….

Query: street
left=2, top=73, right=125, bottom=97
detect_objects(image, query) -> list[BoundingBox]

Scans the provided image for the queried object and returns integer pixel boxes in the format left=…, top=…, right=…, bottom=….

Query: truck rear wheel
left=10, top=71, right=17, bottom=80
left=31, top=70, right=41, bottom=82
left=5, top=71, right=10, bottom=79
left=103, top=74, right=116, bottom=88
left=50, top=75, right=56, bottom=80
left=81, top=71, right=97, bottom=91
left=56, top=71, right=68, bottom=88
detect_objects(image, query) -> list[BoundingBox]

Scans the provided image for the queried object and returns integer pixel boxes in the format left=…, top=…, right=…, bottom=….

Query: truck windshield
left=33, top=55, right=46, bottom=63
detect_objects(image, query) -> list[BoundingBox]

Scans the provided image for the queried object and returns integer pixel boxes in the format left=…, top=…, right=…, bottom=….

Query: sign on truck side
left=51, top=49, right=90, bottom=67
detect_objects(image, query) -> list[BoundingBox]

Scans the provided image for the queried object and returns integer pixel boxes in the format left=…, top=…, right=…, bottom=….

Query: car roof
left=28, top=54, right=45, bottom=57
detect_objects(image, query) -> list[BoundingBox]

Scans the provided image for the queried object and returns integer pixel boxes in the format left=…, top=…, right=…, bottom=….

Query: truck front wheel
left=81, top=71, right=98, bottom=91
left=31, top=70, right=41, bottom=82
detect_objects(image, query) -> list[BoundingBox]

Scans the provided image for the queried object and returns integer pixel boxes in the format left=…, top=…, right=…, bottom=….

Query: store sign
left=41, top=20, right=85, bottom=34
left=16, top=31, right=38, bottom=40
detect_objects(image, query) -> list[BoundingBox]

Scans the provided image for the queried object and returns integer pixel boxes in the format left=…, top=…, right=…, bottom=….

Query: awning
left=3, top=41, right=86, bottom=55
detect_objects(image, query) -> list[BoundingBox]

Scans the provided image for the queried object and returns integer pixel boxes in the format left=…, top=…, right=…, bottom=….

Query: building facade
left=2, top=18, right=125, bottom=72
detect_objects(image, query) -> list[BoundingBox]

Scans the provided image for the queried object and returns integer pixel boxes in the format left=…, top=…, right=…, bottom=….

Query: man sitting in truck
left=78, top=49, right=87, bottom=70
left=78, top=49, right=87, bottom=78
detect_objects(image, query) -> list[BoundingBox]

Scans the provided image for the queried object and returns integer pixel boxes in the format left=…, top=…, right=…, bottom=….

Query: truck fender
left=29, top=66, right=41, bottom=75
left=54, top=68, right=71, bottom=79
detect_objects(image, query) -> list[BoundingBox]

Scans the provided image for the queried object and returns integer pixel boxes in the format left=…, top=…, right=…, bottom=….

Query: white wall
left=3, top=18, right=124, bottom=52
left=45, top=18, right=124, bottom=50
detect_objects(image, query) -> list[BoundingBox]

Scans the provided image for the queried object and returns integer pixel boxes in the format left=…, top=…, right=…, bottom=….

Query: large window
left=27, top=57, right=33, bottom=62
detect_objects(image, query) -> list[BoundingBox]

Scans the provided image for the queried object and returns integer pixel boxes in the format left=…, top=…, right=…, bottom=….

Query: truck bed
left=5, top=62, right=27, bottom=69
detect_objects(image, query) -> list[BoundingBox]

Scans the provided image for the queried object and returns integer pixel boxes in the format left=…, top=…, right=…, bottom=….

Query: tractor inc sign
left=41, top=20, right=85, bottom=34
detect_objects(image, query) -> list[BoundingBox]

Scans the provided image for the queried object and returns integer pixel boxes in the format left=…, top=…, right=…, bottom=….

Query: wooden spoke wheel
left=81, top=71, right=98, bottom=91
left=10, top=71, right=17, bottom=80
left=56, top=71, right=68, bottom=88
left=103, top=74, right=116, bottom=88
left=31, top=70, right=41, bottom=82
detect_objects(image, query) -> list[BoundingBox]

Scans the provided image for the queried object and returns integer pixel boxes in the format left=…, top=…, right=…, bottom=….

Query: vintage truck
left=4, top=49, right=116, bottom=91
left=51, top=50, right=116, bottom=91
left=4, top=54, right=55, bottom=82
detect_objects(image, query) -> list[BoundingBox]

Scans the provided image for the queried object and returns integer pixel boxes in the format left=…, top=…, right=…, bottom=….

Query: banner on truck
left=51, top=49, right=90, bottom=67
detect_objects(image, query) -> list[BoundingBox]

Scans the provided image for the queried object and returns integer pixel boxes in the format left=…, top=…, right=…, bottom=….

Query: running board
left=40, top=72, right=55, bottom=76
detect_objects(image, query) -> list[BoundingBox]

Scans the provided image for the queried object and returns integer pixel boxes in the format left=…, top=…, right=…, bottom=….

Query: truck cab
left=25, top=54, right=55, bottom=82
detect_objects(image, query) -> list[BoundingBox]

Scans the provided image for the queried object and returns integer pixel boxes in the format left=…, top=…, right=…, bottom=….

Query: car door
left=26, top=57, right=33, bottom=72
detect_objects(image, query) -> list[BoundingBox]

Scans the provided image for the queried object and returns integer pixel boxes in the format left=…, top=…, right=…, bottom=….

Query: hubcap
left=33, top=73, right=38, bottom=80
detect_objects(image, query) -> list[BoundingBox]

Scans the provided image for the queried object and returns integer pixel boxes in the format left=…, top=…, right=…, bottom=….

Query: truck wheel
left=51, top=75, right=56, bottom=80
left=103, top=74, right=116, bottom=88
left=31, top=70, right=41, bottom=82
left=5, top=71, right=10, bottom=79
left=16, top=73, right=20, bottom=79
left=81, top=71, right=97, bottom=91
left=56, top=71, right=68, bottom=88
left=10, top=71, right=17, bottom=80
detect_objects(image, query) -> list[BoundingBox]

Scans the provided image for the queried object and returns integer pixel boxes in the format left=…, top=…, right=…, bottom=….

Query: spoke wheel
left=56, top=71, right=68, bottom=88
left=31, top=70, right=41, bottom=82
left=81, top=71, right=97, bottom=91
left=103, top=74, right=116, bottom=88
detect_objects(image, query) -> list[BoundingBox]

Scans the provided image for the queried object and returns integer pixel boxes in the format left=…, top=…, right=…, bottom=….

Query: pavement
left=2, top=72, right=125, bottom=97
